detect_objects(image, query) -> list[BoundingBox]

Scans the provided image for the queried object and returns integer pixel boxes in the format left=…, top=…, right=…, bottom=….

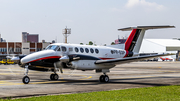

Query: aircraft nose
left=20, top=50, right=56, bottom=64
left=21, top=57, right=29, bottom=64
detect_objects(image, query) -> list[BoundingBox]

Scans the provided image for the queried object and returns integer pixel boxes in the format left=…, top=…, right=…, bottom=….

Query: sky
left=0, top=0, right=179, bottom=45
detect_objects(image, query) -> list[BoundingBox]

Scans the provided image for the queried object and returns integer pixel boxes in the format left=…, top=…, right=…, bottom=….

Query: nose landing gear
left=22, top=76, right=30, bottom=84
left=22, top=64, right=30, bottom=84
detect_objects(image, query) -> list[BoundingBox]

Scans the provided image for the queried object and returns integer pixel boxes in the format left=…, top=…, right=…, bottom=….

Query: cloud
left=125, top=0, right=165, bottom=11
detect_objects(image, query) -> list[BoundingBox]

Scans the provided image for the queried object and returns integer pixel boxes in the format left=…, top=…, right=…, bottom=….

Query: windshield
left=45, top=45, right=58, bottom=51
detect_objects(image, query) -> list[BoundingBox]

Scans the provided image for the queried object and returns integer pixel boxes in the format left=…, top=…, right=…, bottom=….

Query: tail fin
left=118, top=25, right=175, bottom=56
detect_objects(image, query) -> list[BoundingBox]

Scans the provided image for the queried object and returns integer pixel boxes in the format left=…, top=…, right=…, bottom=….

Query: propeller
left=57, top=51, right=80, bottom=73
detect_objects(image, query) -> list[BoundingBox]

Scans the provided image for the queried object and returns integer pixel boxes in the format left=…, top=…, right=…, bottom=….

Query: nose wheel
left=22, top=76, right=30, bottom=84
left=22, top=64, right=30, bottom=84
left=99, top=75, right=109, bottom=83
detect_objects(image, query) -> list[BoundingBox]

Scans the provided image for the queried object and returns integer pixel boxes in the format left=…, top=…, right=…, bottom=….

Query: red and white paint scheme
left=13, top=25, right=175, bottom=84
left=160, top=57, right=173, bottom=61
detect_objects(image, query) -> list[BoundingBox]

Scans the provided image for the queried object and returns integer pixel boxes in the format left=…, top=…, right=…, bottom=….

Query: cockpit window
left=61, top=46, right=67, bottom=52
left=45, top=45, right=58, bottom=51
left=56, top=46, right=61, bottom=51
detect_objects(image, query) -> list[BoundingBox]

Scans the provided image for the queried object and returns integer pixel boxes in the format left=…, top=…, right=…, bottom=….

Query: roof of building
left=145, top=39, right=180, bottom=47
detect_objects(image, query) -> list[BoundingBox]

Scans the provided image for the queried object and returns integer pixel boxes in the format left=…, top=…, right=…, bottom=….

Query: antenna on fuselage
left=62, top=26, right=71, bottom=43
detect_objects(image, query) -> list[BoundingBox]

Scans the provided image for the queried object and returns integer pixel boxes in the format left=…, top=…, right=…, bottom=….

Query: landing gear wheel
left=22, top=76, right=30, bottom=84
left=99, top=75, right=105, bottom=82
left=104, top=75, right=109, bottom=83
left=99, top=75, right=109, bottom=83
left=54, top=74, right=59, bottom=80
left=50, top=74, right=55, bottom=80
left=50, top=74, right=59, bottom=80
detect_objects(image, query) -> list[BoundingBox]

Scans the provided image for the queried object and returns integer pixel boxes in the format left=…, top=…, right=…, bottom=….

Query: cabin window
left=95, top=49, right=99, bottom=54
left=85, top=48, right=89, bottom=53
left=90, top=48, right=94, bottom=53
left=61, top=46, right=67, bottom=52
left=75, top=47, right=79, bottom=52
left=80, top=48, right=84, bottom=53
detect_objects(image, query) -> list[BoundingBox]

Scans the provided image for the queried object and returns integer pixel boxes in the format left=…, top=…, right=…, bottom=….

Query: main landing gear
left=99, top=73, right=109, bottom=83
left=50, top=74, right=59, bottom=80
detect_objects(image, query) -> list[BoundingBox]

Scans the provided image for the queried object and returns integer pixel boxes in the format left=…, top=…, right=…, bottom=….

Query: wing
left=95, top=53, right=173, bottom=65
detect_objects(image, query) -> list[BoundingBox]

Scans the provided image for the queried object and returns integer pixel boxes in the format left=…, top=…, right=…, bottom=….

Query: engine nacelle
left=69, top=60, right=115, bottom=70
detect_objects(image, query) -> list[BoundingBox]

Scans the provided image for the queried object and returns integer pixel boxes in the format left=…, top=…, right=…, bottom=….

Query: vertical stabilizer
left=118, top=25, right=175, bottom=56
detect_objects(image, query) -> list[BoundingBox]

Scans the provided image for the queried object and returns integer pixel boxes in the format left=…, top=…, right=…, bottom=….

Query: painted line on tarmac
left=79, top=76, right=92, bottom=80
left=0, top=72, right=38, bottom=75
left=159, top=71, right=180, bottom=73
left=0, top=75, right=92, bottom=86
left=0, top=73, right=21, bottom=75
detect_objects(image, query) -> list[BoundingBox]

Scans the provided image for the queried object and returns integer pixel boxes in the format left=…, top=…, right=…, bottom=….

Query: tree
left=80, top=43, right=83, bottom=45
left=89, top=41, right=93, bottom=45
left=111, top=42, right=115, bottom=45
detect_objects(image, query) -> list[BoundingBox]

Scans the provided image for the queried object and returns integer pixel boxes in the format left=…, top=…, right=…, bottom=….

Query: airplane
left=160, top=56, right=173, bottom=61
left=12, top=25, right=175, bottom=84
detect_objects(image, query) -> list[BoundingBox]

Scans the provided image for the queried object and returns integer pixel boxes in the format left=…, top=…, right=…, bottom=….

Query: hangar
left=139, top=39, right=180, bottom=60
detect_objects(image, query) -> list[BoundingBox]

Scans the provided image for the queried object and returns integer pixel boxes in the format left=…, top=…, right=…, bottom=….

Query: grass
left=1, top=85, right=180, bottom=101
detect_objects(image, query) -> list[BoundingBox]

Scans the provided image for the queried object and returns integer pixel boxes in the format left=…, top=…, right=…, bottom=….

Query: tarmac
left=0, top=61, right=180, bottom=98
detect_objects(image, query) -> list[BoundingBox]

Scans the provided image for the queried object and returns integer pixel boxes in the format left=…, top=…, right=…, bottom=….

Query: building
left=115, top=39, right=126, bottom=44
left=22, top=32, right=39, bottom=43
left=0, top=42, right=22, bottom=54
left=0, top=42, right=50, bottom=55
left=0, top=34, right=1, bottom=42
left=140, top=39, right=180, bottom=60
left=22, top=42, right=50, bottom=54
left=0, top=34, right=6, bottom=42
left=140, top=39, right=180, bottom=53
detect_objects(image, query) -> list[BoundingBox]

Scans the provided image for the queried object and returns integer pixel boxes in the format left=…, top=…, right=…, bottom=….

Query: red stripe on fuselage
left=99, top=58, right=115, bottom=60
left=28, top=56, right=116, bottom=63
left=29, top=56, right=61, bottom=63
left=124, top=29, right=137, bottom=51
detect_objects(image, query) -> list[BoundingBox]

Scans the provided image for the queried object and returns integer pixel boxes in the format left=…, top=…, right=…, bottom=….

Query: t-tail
left=118, top=25, right=175, bottom=57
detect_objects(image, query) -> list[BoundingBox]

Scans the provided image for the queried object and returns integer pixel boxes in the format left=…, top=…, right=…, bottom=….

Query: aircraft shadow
left=30, top=76, right=178, bottom=86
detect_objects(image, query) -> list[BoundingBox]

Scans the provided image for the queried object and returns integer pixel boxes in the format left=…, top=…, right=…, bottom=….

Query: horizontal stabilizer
left=118, top=25, right=175, bottom=31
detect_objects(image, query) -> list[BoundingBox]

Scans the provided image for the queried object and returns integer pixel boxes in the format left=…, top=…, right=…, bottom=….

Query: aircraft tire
left=22, top=76, right=30, bottom=84
left=50, top=74, right=55, bottom=80
left=99, top=75, right=105, bottom=82
left=54, top=74, right=59, bottom=80
left=104, top=75, right=109, bottom=83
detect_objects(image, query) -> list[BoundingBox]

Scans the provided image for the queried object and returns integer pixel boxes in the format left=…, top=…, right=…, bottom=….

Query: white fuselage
left=21, top=43, right=127, bottom=70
